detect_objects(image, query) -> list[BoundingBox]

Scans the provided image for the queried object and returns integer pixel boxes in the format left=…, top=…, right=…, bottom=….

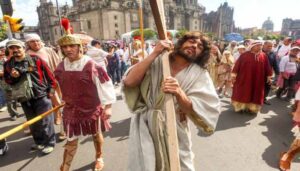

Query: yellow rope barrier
left=0, top=103, right=65, bottom=141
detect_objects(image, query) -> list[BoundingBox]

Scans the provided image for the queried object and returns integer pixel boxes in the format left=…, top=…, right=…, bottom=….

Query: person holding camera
left=4, top=39, right=57, bottom=155
left=0, top=46, right=7, bottom=111
left=0, top=45, right=20, bottom=121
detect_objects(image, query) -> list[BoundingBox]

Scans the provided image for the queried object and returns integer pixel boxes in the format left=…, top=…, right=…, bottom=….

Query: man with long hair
left=123, top=31, right=220, bottom=170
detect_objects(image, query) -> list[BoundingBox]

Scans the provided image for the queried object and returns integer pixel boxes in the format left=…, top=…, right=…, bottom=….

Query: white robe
left=86, top=46, right=109, bottom=71
left=123, top=56, right=220, bottom=171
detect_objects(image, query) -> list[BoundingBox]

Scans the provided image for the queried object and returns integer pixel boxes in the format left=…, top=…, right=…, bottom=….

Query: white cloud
left=13, top=0, right=39, bottom=26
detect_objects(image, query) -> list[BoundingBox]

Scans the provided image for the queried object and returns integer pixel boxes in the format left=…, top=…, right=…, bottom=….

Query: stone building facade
left=37, top=0, right=61, bottom=45
left=37, top=0, right=235, bottom=44
left=202, top=2, right=234, bottom=40
left=281, top=18, right=300, bottom=39
left=69, top=0, right=205, bottom=38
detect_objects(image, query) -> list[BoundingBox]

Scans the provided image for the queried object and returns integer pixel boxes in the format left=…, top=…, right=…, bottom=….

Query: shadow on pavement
left=0, top=123, right=20, bottom=132
left=0, top=134, right=41, bottom=169
left=73, top=162, right=93, bottom=171
left=104, top=118, right=130, bottom=141
left=198, top=98, right=257, bottom=136
left=259, top=96, right=295, bottom=169
left=0, top=117, right=12, bottom=123
left=80, top=118, right=131, bottom=145
left=0, top=123, right=25, bottom=142
left=16, top=154, right=39, bottom=171
left=216, top=109, right=256, bottom=131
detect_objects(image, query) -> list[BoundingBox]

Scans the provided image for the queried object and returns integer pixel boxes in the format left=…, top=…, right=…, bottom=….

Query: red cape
left=231, top=51, right=272, bottom=105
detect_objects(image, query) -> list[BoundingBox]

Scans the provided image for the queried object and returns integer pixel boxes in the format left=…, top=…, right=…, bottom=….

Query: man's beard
left=176, top=48, right=197, bottom=63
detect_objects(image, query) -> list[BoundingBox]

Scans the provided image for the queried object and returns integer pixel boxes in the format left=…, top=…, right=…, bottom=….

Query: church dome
left=262, top=17, right=274, bottom=31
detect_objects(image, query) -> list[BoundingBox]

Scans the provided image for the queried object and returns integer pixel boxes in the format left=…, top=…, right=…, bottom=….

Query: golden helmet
left=57, top=17, right=82, bottom=46
left=57, top=34, right=82, bottom=46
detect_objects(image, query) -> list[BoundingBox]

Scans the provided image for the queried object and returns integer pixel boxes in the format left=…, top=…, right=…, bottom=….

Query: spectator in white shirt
left=276, top=46, right=300, bottom=100
left=275, top=37, right=292, bottom=61
left=86, top=40, right=113, bottom=71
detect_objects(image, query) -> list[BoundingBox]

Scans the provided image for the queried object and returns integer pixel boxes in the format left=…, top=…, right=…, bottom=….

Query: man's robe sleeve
left=185, top=71, right=220, bottom=134
left=92, top=64, right=116, bottom=105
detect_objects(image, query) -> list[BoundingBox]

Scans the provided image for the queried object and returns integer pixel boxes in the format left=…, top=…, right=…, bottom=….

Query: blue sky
left=0, top=0, right=72, bottom=26
left=2, top=0, right=299, bottom=31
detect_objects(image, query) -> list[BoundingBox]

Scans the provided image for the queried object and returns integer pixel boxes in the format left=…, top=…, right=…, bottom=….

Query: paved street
left=0, top=90, right=300, bottom=171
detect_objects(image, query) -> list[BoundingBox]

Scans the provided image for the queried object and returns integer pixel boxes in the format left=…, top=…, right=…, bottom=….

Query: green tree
left=264, top=34, right=272, bottom=40
left=132, top=28, right=157, bottom=40
left=0, top=22, right=8, bottom=41
left=176, top=29, right=187, bottom=38
left=205, top=32, right=216, bottom=40
left=243, top=35, right=251, bottom=40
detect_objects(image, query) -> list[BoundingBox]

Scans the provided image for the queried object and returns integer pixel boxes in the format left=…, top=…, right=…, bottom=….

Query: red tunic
left=231, top=51, right=272, bottom=105
left=54, top=60, right=110, bottom=137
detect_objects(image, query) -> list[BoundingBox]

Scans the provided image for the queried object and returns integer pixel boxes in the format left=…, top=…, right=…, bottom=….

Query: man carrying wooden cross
left=123, top=31, right=221, bottom=171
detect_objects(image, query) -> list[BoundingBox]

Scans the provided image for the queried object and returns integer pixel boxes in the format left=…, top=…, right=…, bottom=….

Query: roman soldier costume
left=55, top=18, right=116, bottom=171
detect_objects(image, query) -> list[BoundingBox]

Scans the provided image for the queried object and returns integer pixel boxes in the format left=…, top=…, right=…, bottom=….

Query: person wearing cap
left=54, top=18, right=116, bottom=171
left=0, top=46, right=7, bottom=112
left=0, top=45, right=20, bottom=120
left=278, top=42, right=300, bottom=170
left=276, top=45, right=300, bottom=101
left=231, top=40, right=272, bottom=114
left=233, top=44, right=246, bottom=62
left=4, top=39, right=57, bottom=154
left=24, top=33, right=63, bottom=126
left=263, top=40, right=279, bottom=105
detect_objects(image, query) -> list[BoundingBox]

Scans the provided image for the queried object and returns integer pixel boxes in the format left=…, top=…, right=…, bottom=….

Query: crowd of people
left=207, top=37, right=300, bottom=171
left=0, top=23, right=156, bottom=170
left=0, top=28, right=118, bottom=170
left=0, top=26, right=300, bottom=171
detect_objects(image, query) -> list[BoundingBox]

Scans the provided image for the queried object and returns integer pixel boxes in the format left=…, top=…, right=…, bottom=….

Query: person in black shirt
left=4, top=39, right=57, bottom=155
left=262, top=41, right=279, bottom=105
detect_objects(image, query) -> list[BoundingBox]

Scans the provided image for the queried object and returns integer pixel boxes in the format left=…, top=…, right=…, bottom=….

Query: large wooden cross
left=149, top=0, right=181, bottom=170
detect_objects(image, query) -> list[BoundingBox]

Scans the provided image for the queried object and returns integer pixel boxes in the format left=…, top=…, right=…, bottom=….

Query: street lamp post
left=55, top=0, right=63, bottom=35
